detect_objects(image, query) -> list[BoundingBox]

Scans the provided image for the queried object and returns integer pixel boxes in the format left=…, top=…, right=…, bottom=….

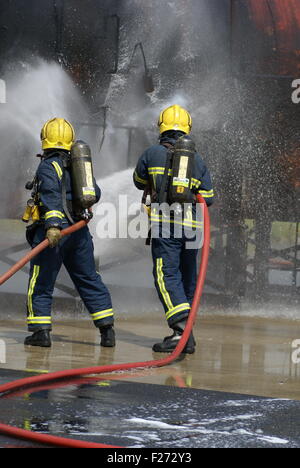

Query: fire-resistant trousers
left=26, top=224, right=114, bottom=331
left=151, top=227, right=199, bottom=329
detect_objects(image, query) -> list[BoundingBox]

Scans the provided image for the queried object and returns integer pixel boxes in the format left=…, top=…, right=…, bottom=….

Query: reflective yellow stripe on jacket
left=51, top=161, right=63, bottom=179
left=44, top=210, right=65, bottom=220
left=148, top=167, right=202, bottom=191
left=198, top=189, right=214, bottom=199
left=134, top=171, right=148, bottom=185
left=150, top=207, right=203, bottom=230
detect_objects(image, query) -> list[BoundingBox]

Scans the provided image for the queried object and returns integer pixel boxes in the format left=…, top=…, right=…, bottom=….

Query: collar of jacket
left=159, top=130, right=188, bottom=146
left=42, top=150, right=70, bottom=168
left=42, top=150, right=69, bottom=160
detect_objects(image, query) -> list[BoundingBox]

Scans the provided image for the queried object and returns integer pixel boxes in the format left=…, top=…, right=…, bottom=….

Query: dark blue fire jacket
left=133, top=133, right=214, bottom=229
left=36, top=151, right=101, bottom=228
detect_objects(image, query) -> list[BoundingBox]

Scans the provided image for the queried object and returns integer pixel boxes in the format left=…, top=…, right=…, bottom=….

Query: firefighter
left=133, top=105, right=214, bottom=354
left=24, top=118, right=115, bottom=348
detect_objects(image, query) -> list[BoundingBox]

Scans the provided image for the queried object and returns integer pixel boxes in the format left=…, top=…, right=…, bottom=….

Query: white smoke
left=0, top=59, right=88, bottom=217
left=1, top=59, right=87, bottom=150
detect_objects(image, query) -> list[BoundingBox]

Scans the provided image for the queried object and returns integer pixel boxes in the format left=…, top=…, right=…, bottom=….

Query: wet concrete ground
left=1, top=315, right=300, bottom=447
left=1, top=369, right=300, bottom=448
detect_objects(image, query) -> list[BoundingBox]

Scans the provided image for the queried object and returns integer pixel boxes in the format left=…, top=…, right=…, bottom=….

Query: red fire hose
left=0, top=220, right=89, bottom=286
left=0, top=194, right=210, bottom=448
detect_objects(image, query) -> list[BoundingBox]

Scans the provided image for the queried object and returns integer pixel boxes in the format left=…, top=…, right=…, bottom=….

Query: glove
left=46, top=227, right=62, bottom=248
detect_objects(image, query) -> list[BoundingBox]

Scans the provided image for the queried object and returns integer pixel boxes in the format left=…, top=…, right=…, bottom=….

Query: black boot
left=24, top=330, right=51, bottom=348
left=100, top=326, right=116, bottom=347
left=152, top=321, right=195, bottom=354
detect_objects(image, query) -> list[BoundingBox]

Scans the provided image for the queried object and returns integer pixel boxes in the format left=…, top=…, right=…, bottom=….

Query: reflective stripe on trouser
left=151, top=230, right=199, bottom=328
left=27, top=264, right=53, bottom=329
left=90, top=309, right=114, bottom=323
left=26, top=224, right=114, bottom=331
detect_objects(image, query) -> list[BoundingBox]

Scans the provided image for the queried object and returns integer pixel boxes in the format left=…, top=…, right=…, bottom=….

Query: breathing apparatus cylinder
left=168, top=136, right=195, bottom=204
left=70, top=140, right=97, bottom=216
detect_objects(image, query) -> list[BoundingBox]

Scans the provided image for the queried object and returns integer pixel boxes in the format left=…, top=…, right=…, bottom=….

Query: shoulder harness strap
left=158, top=143, right=174, bottom=204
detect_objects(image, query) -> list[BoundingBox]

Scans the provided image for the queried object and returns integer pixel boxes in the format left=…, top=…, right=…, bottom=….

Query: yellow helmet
left=158, top=104, right=192, bottom=135
left=41, top=118, right=75, bottom=151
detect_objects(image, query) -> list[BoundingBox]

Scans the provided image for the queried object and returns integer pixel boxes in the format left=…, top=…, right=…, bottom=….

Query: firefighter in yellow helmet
left=133, top=105, right=214, bottom=354
left=24, top=118, right=115, bottom=348
left=40, top=117, right=75, bottom=151
left=158, top=104, right=192, bottom=135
